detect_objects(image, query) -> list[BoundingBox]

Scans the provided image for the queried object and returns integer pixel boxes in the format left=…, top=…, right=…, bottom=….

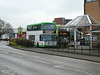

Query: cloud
left=0, top=0, right=84, bottom=28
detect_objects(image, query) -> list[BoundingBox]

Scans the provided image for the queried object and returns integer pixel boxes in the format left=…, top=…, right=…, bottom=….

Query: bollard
left=98, top=46, right=99, bottom=55
left=81, top=40, right=83, bottom=54
left=74, top=42, right=75, bottom=53
left=68, top=44, right=69, bottom=52
left=89, top=41, right=91, bottom=55
left=48, top=41, right=49, bottom=50
left=98, top=43, right=100, bottom=55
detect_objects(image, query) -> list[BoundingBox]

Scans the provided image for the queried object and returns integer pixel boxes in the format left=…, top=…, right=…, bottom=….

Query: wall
left=84, top=1, right=100, bottom=22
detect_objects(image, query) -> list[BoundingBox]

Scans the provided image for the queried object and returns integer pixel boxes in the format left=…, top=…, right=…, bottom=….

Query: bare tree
left=0, top=19, right=13, bottom=38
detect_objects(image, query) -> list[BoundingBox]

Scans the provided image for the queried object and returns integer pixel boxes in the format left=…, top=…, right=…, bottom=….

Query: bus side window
left=29, top=35, right=35, bottom=41
left=52, top=35, right=56, bottom=41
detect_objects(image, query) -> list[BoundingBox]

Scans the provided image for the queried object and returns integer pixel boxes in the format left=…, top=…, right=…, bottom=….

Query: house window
left=56, top=20, right=58, bottom=24
left=86, top=0, right=92, bottom=2
left=93, top=36, right=97, bottom=41
left=93, top=32, right=98, bottom=35
left=86, top=0, right=97, bottom=2
left=93, top=0, right=97, bottom=1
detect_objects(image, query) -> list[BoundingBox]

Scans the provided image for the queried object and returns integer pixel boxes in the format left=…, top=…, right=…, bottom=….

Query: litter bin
left=33, top=41, right=34, bottom=47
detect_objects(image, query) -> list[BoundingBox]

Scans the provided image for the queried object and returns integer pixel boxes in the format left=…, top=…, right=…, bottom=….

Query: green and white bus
left=27, top=22, right=57, bottom=47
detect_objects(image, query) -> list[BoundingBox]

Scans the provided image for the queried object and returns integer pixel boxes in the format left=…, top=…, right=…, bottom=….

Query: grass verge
left=12, top=45, right=34, bottom=48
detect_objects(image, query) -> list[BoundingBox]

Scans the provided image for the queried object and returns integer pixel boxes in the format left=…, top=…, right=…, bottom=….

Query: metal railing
left=46, top=40, right=100, bottom=56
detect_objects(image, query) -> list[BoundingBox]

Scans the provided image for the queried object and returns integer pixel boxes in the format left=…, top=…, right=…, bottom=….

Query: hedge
left=9, top=39, right=34, bottom=47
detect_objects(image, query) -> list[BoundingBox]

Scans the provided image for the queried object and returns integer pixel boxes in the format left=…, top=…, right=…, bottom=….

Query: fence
left=45, top=40, right=100, bottom=56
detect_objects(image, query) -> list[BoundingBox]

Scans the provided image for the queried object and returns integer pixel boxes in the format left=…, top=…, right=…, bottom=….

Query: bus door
left=52, top=35, right=57, bottom=41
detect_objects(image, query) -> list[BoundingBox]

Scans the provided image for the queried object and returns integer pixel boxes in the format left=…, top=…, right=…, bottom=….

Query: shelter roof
left=65, top=15, right=100, bottom=28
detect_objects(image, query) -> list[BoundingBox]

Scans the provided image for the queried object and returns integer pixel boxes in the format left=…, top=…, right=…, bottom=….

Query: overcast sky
left=0, top=0, right=84, bottom=28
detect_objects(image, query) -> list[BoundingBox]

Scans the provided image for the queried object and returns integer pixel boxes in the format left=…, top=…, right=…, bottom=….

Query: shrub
left=20, top=37, right=25, bottom=40
left=9, top=41, right=17, bottom=46
left=15, top=39, right=21, bottom=45
left=25, top=40, right=34, bottom=47
left=11, top=39, right=34, bottom=47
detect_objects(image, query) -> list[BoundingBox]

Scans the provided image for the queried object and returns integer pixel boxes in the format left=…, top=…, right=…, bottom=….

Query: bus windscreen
left=43, top=23, right=56, bottom=29
left=41, top=35, right=56, bottom=41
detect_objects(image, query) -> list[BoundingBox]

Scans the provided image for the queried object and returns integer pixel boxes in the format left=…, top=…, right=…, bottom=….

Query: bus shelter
left=65, top=15, right=100, bottom=49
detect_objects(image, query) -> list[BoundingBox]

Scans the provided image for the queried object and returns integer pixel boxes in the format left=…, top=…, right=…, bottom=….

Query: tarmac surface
left=16, top=47, right=100, bottom=63
left=0, top=41, right=100, bottom=75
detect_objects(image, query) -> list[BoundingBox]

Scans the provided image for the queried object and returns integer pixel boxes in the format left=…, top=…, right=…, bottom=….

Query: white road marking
left=11, top=54, right=23, bottom=57
left=1, top=70, right=11, bottom=74
left=0, top=50, right=24, bottom=58
left=28, top=58, right=50, bottom=64
left=1, top=51, right=8, bottom=54
left=54, top=65, right=92, bottom=75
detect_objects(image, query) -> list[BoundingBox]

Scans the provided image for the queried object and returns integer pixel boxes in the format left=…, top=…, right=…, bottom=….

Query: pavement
left=12, top=47, right=100, bottom=63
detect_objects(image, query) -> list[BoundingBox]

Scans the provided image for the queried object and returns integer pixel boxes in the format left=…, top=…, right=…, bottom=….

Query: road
left=0, top=41, right=100, bottom=75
